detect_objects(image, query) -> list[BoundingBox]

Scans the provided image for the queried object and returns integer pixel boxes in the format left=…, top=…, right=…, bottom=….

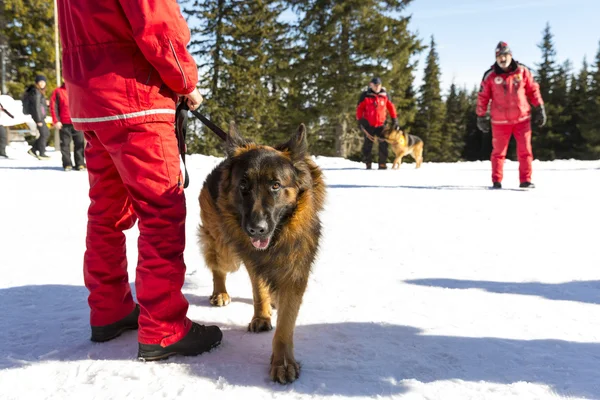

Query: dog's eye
left=239, top=178, right=249, bottom=191
left=271, top=182, right=281, bottom=191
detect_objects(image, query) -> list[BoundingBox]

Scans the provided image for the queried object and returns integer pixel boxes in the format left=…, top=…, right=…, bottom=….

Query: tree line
left=1, top=1, right=599, bottom=161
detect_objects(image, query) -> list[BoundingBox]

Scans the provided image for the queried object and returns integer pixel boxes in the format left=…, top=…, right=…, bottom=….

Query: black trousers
left=361, top=123, right=388, bottom=164
left=59, top=124, right=86, bottom=168
left=0, top=126, right=7, bottom=156
left=33, top=123, right=50, bottom=156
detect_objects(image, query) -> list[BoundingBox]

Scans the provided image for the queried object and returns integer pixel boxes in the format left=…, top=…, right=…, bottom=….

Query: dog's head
left=223, top=123, right=312, bottom=251
left=384, top=127, right=406, bottom=147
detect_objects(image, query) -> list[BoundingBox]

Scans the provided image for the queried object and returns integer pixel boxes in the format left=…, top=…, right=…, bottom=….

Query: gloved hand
left=391, top=118, right=400, bottom=131
left=533, top=105, right=547, bottom=127
left=477, top=116, right=490, bottom=133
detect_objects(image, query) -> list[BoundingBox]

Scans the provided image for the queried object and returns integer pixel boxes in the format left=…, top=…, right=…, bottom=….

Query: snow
left=1, top=142, right=599, bottom=400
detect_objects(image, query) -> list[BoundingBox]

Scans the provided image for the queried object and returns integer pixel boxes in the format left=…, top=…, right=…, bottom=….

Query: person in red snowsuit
left=57, top=0, right=222, bottom=360
left=476, top=41, right=546, bottom=189
left=49, top=83, right=86, bottom=171
left=356, top=77, right=399, bottom=170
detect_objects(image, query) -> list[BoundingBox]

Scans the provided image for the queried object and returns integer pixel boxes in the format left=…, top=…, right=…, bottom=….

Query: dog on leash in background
left=382, top=127, right=424, bottom=169
left=197, top=123, right=326, bottom=384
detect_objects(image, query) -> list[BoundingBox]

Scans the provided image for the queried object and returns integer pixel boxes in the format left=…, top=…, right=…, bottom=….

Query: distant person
left=50, top=83, right=86, bottom=171
left=356, top=77, right=399, bottom=170
left=24, top=75, right=51, bottom=160
left=56, top=0, right=222, bottom=360
left=0, top=103, right=8, bottom=158
left=476, top=41, right=546, bottom=189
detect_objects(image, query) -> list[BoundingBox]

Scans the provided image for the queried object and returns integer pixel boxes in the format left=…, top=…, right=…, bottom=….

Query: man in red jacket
left=356, top=77, right=399, bottom=170
left=50, top=83, right=86, bottom=171
left=57, top=0, right=222, bottom=360
left=476, top=41, right=546, bottom=189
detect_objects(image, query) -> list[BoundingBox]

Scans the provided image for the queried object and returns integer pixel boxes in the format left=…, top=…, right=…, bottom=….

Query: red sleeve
left=386, top=98, right=397, bottom=119
left=118, top=0, right=198, bottom=95
left=523, top=67, right=543, bottom=107
left=356, top=98, right=365, bottom=120
left=49, top=90, right=59, bottom=124
left=476, top=74, right=492, bottom=117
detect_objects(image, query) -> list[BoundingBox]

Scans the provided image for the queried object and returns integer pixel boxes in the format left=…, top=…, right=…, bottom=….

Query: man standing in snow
left=24, top=75, right=51, bottom=160
left=49, top=83, right=86, bottom=171
left=356, top=77, right=400, bottom=170
left=476, top=41, right=546, bottom=189
left=0, top=103, right=8, bottom=158
left=56, top=0, right=222, bottom=359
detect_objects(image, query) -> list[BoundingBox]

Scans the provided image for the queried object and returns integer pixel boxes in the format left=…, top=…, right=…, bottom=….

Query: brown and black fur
left=382, top=128, right=424, bottom=169
left=197, top=123, right=326, bottom=384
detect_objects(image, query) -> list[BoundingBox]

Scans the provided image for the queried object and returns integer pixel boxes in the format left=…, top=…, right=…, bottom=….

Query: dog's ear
left=225, top=120, right=246, bottom=157
left=278, top=123, right=308, bottom=162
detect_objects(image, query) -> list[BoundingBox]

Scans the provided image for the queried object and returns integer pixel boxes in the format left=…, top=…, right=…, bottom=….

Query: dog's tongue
left=251, top=237, right=270, bottom=250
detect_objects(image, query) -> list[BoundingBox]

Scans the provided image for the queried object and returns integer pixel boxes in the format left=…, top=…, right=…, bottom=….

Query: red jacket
left=356, top=88, right=398, bottom=128
left=49, top=85, right=72, bottom=124
left=476, top=61, right=543, bottom=125
left=57, top=0, right=198, bottom=131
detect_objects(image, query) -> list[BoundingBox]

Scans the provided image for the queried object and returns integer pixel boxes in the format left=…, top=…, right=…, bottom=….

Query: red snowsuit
left=356, top=88, right=397, bottom=128
left=57, top=0, right=197, bottom=346
left=476, top=61, right=543, bottom=183
left=49, top=85, right=72, bottom=124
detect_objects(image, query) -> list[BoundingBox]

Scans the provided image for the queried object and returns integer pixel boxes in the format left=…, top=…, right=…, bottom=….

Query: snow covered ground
left=1, top=142, right=599, bottom=400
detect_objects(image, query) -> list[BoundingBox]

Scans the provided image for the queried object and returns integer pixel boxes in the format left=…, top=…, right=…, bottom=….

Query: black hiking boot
left=90, top=304, right=140, bottom=343
left=492, top=182, right=502, bottom=189
left=137, top=322, right=222, bottom=361
left=378, top=163, right=387, bottom=170
left=520, top=182, right=535, bottom=189
left=365, top=162, right=372, bottom=170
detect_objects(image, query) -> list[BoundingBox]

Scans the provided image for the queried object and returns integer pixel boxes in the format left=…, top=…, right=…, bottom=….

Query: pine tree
left=182, top=0, right=290, bottom=154
left=533, top=23, right=563, bottom=160
left=567, top=59, right=590, bottom=157
left=414, top=36, right=445, bottom=162
left=289, top=0, right=419, bottom=158
left=462, top=87, right=485, bottom=161
left=442, top=83, right=461, bottom=162
left=580, top=42, right=600, bottom=157
left=0, top=0, right=57, bottom=96
left=550, top=60, right=572, bottom=157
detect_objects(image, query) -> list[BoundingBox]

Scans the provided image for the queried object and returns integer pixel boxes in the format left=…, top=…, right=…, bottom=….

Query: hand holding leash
left=179, top=88, right=203, bottom=111
left=360, top=125, right=375, bottom=142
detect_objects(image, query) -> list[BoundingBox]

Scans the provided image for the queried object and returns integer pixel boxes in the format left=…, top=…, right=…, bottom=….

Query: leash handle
left=175, top=99, right=190, bottom=188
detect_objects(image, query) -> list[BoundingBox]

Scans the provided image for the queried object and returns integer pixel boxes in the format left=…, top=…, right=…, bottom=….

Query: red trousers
left=491, top=119, right=533, bottom=183
left=83, top=121, right=191, bottom=346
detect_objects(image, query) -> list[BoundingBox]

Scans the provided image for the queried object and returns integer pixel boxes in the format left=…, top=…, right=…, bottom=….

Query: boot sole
left=137, top=341, right=221, bottom=362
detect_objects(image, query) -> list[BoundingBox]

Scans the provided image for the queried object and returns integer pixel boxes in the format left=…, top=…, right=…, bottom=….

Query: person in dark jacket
left=0, top=103, right=8, bottom=158
left=0, top=126, right=6, bottom=158
left=50, top=83, right=86, bottom=171
left=356, top=77, right=399, bottom=170
left=476, top=41, right=546, bottom=189
left=25, top=75, right=51, bottom=160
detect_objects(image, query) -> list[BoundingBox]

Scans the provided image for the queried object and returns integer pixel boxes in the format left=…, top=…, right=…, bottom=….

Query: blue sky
left=405, top=0, right=600, bottom=93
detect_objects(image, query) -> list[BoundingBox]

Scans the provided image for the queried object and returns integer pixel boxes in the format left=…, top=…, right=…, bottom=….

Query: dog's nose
left=246, top=220, right=268, bottom=236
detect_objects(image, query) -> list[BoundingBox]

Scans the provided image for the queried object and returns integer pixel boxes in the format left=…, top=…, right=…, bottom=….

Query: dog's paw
left=209, top=293, right=231, bottom=307
left=270, top=355, right=300, bottom=384
left=248, top=316, right=272, bottom=333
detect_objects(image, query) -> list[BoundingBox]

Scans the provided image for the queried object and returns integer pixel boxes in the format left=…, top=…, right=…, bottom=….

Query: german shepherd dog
left=197, top=123, right=326, bottom=384
left=382, top=128, right=424, bottom=169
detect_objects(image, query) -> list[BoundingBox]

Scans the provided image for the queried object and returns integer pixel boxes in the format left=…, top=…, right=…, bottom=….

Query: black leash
left=175, top=100, right=228, bottom=188
left=189, top=107, right=227, bottom=142
left=0, top=102, right=14, bottom=119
